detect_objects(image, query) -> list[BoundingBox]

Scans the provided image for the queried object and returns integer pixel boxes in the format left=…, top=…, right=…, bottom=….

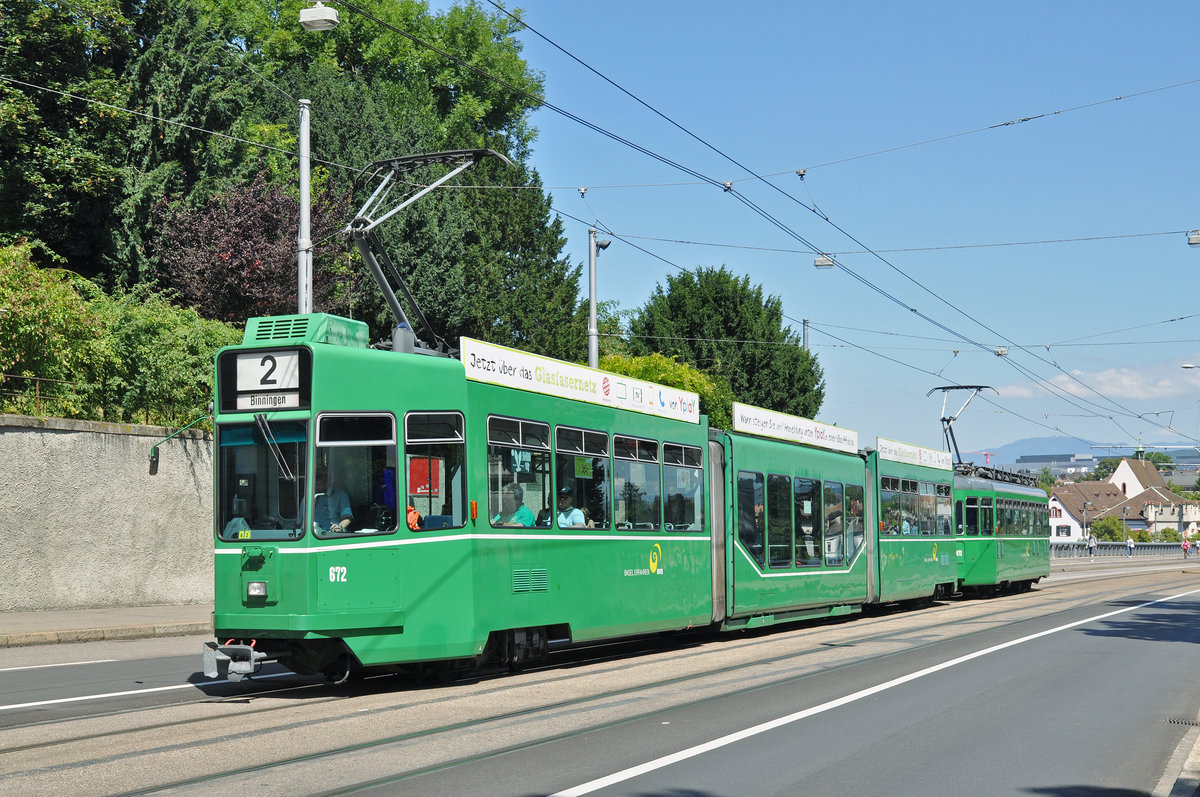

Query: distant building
left=1016, top=453, right=1096, bottom=477
left=1048, top=457, right=1199, bottom=542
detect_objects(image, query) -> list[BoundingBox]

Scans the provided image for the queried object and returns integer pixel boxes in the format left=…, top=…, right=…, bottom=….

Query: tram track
left=0, top=566, right=1190, bottom=797
left=149, top=572, right=1200, bottom=793
left=4, top=566, right=1191, bottom=795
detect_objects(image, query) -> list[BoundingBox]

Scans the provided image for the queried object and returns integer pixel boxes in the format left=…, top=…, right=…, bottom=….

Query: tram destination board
left=218, top=348, right=312, bottom=413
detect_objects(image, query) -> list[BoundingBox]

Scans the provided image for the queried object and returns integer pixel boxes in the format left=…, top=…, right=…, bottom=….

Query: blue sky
left=442, top=2, right=1200, bottom=453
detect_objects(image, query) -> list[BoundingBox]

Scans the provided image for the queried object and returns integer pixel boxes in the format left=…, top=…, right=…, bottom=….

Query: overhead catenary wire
left=475, top=2, right=1184, bottom=437
left=13, top=7, right=1193, bottom=446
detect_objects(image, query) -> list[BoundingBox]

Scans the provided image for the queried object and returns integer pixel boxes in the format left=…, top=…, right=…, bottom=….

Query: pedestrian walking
left=1087, top=533, right=1097, bottom=560
left=1126, top=537, right=1135, bottom=558
left=1184, top=538, right=1191, bottom=559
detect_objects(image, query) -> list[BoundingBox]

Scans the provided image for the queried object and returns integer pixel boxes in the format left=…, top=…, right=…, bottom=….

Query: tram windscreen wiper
left=254, top=413, right=296, bottom=482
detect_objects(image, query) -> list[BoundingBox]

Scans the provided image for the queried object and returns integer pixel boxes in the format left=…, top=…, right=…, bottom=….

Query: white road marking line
left=552, top=586, right=1200, bottom=797
left=0, top=659, right=116, bottom=673
left=0, top=672, right=295, bottom=712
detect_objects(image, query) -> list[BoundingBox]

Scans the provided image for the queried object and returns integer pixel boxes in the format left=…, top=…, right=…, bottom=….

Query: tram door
left=863, top=458, right=877, bottom=604
left=707, top=438, right=727, bottom=624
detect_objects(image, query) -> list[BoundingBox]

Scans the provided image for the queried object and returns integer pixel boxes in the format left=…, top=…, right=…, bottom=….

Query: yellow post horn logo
left=649, top=543, right=662, bottom=572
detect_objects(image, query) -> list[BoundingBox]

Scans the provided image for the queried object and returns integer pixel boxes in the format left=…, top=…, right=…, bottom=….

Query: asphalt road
left=2, top=563, right=1198, bottom=796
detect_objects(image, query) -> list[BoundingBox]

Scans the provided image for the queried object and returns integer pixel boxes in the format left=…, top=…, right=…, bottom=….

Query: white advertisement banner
left=460, top=338, right=700, bottom=424
left=731, top=401, right=858, bottom=454
left=876, top=436, right=953, bottom=470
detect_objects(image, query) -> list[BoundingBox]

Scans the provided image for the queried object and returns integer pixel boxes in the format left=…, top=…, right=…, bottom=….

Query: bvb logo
left=649, top=543, right=662, bottom=573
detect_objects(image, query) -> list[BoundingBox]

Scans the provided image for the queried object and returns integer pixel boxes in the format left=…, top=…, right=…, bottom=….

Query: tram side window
left=217, top=420, right=307, bottom=541
left=936, top=484, right=953, bottom=536
left=844, top=484, right=865, bottom=561
left=918, top=482, right=936, bottom=535
left=901, top=479, right=918, bottom=535
left=404, top=412, right=466, bottom=530
left=737, top=471, right=765, bottom=566
left=980, top=497, right=994, bottom=535
left=767, top=474, right=793, bottom=569
left=794, top=477, right=821, bottom=567
left=964, top=496, right=979, bottom=535
left=488, top=416, right=551, bottom=528
left=824, top=481, right=845, bottom=566
left=880, top=476, right=901, bottom=536
left=613, top=436, right=661, bottom=529
left=555, top=426, right=610, bottom=529
left=663, top=443, right=704, bottom=531
left=314, top=413, right=398, bottom=537
left=955, top=500, right=964, bottom=535
left=996, top=502, right=1009, bottom=536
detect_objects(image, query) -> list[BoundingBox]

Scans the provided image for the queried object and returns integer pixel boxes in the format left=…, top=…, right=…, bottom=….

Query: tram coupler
left=203, top=641, right=272, bottom=682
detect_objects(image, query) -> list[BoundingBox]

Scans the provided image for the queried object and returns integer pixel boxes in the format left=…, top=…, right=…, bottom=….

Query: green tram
left=953, top=468, right=1051, bottom=595
left=203, top=313, right=1049, bottom=682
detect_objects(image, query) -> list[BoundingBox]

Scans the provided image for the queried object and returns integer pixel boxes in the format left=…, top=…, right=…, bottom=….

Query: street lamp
left=296, top=3, right=342, bottom=313
left=299, top=1, right=339, bottom=30
left=1082, top=500, right=1094, bottom=538
left=814, top=254, right=834, bottom=269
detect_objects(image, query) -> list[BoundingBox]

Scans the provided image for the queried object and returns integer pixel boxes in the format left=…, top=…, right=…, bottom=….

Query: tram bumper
left=203, top=641, right=273, bottom=682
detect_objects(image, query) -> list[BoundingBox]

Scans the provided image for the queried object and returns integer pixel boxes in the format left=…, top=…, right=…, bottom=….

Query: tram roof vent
left=244, top=314, right=369, bottom=349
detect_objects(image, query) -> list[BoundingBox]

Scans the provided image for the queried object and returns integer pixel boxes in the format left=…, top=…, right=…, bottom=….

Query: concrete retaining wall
left=0, top=414, right=213, bottom=611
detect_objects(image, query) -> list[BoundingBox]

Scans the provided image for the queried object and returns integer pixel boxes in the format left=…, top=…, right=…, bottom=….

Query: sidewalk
left=0, top=604, right=211, bottom=648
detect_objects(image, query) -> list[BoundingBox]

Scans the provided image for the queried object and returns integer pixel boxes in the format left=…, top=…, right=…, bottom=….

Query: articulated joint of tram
left=203, top=640, right=276, bottom=682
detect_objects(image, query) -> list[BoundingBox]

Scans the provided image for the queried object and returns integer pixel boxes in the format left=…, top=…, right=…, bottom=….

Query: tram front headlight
left=247, top=581, right=269, bottom=599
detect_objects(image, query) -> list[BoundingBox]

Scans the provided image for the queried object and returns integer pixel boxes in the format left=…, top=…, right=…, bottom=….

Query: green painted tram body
left=953, top=474, right=1050, bottom=592
left=204, top=313, right=1049, bottom=680
left=869, top=444, right=959, bottom=604
left=720, top=432, right=868, bottom=624
left=209, top=314, right=715, bottom=676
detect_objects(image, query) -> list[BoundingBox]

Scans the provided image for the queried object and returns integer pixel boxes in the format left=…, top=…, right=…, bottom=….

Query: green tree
left=1090, top=516, right=1124, bottom=542
left=0, top=242, right=105, bottom=416
left=628, top=266, right=824, bottom=419
left=0, top=0, right=132, bottom=278
left=0, top=242, right=239, bottom=424
left=89, top=286, right=241, bottom=425
left=1086, top=457, right=1121, bottom=481
left=600, top=352, right=734, bottom=430
left=112, top=0, right=258, bottom=286
left=1037, top=467, right=1056, bottom=494
left=182, top=0, right=580, bottom=351
left=1145, top=452, right=1174, bottom=470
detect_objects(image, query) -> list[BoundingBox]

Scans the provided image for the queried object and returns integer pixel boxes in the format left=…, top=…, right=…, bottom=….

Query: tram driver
left=493, top=482, right=535, bottom=527
left=314, top=467, right=354, bottom=533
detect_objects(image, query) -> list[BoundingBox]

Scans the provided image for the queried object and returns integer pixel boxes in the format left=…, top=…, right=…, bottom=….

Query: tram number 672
left=329, top=566, right=348, bottom=583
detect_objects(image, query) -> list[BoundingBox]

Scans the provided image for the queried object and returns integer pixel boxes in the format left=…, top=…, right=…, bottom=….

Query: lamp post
left=1082, top=500, right=1093, bottom=538
left=587, top=229, right=610, bottom=369
left=296, top=3, right=342, bottom=313
left=297, top=98, right=312, bottom=314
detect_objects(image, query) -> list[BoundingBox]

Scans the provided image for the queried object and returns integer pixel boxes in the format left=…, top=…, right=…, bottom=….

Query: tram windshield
left=216, top=420, right=308, bottom=541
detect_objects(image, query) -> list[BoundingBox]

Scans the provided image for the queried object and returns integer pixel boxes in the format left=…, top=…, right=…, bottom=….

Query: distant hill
left=986, top=436, right=1200, bottom=465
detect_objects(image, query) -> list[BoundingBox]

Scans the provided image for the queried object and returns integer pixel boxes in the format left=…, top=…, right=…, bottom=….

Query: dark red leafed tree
left=153, top=174, right=356, bottom=322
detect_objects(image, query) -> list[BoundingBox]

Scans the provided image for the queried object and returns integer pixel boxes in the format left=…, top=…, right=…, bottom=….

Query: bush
left=0, top=243, right=240, bottom=426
